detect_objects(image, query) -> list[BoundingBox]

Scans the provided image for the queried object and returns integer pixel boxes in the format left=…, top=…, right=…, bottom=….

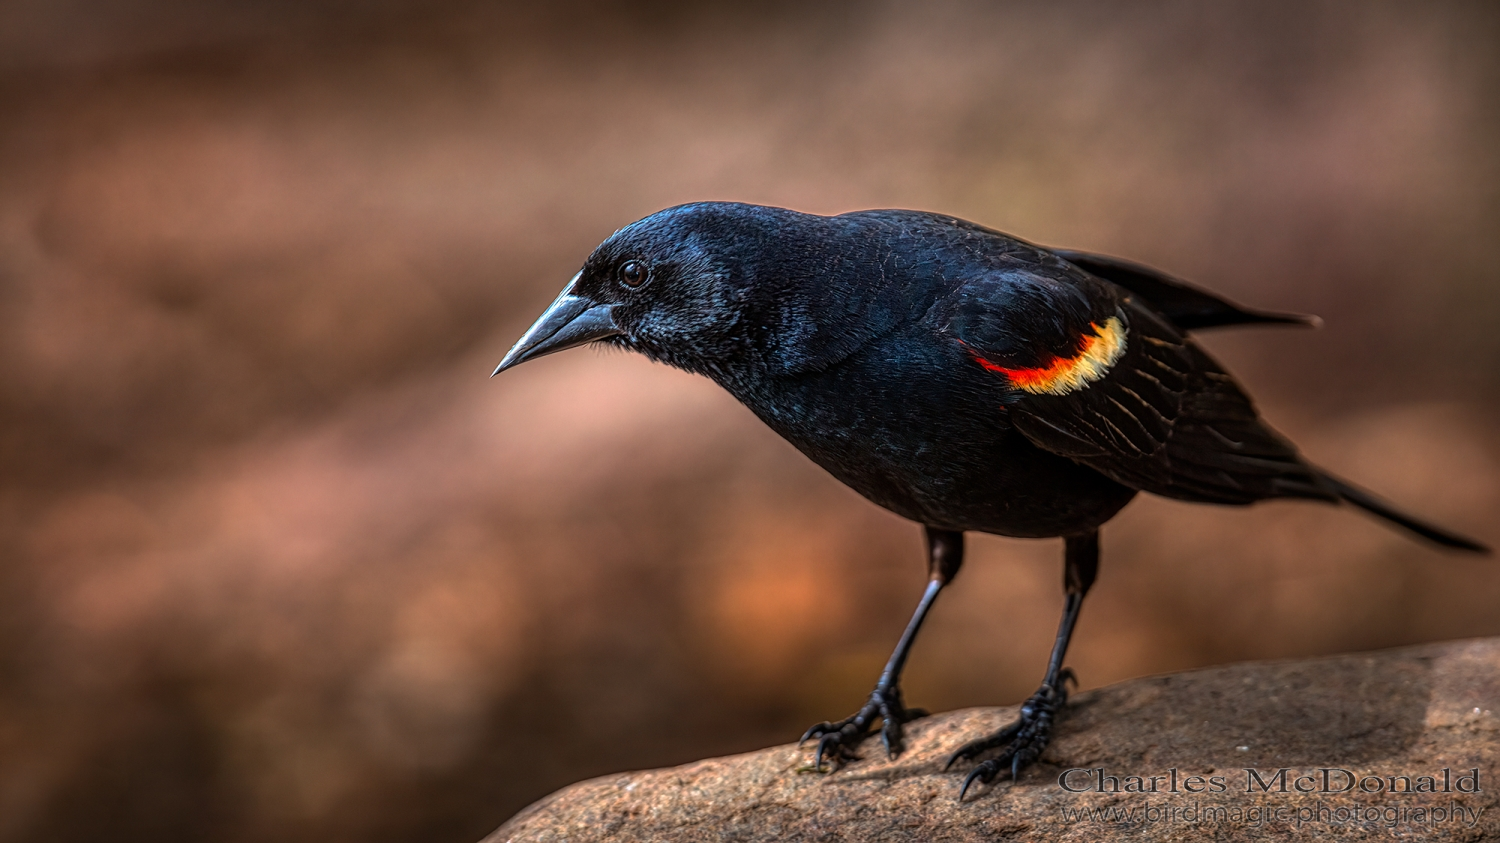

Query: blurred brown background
left=1, top=1, right=1497, bottom=841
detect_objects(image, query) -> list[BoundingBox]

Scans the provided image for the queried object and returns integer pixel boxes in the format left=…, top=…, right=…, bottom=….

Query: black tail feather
left=1319, top=471, right=1489, bottom=553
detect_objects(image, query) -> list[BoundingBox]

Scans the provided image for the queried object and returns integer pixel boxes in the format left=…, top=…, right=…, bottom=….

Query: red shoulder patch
left=969, top=317, right=1126, bottom=395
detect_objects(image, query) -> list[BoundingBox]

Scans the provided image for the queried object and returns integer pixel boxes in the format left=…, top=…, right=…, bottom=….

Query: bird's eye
left=618, top=260, right=649, bottom=288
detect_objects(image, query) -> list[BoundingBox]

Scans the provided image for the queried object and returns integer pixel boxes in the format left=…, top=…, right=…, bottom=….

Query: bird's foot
left=946, top=669, right=1075, bottom=799
left=799, top=683, right=928, bottom=772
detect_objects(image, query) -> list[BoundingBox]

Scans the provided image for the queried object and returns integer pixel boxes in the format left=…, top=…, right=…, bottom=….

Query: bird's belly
left=749, top=389, right=1136, bottom=538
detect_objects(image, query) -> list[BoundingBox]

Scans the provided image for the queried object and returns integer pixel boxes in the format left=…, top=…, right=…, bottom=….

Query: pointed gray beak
left=493, top=275, right=624, bottom=376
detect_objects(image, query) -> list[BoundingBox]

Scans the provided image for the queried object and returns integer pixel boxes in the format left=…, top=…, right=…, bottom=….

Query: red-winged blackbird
left=494, top=202, right=1487, bottom=798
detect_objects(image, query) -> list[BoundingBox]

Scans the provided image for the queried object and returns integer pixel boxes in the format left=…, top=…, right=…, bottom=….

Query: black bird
left=494, top=202, right=1487, bottom=798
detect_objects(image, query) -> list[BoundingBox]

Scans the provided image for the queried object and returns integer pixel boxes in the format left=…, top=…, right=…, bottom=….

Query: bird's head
left=494, top=202, right=809, bottom=383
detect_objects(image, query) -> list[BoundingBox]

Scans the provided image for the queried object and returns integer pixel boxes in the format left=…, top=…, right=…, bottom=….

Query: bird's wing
left=1050, top=250, right=1320, bottom=331
left=941, top=266, right=1333, bottom=504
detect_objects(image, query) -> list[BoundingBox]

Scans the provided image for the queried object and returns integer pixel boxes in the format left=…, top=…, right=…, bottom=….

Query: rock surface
left=486, top=639, right=1500, bottom=841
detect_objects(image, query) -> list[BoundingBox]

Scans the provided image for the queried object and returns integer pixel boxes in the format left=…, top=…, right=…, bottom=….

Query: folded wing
left=943, top=265, right=1335, bottom=505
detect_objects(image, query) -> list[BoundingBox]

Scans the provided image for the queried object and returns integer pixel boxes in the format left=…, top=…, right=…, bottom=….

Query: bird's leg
left=946, top=529, right=1098, bottom=798
left=801, top=527, right=963, bottom=771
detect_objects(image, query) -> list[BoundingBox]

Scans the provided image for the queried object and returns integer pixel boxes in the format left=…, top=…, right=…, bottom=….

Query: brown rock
left=487, top=639, right=1500, bottom=842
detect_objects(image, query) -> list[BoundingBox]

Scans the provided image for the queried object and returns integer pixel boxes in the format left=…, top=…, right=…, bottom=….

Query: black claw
left=798, top=721, right=832, bottom=748
left=944, top=719, right=1021, bottom=770
left=1058, top=667, right=1078, bottom=692
left=959, top=763, right=993, bottom=801
left=947, top=677, right=1073, bottom=798
left=800, top=684, right=926, bottom=771
left=813, top=734, right=835, bottom=771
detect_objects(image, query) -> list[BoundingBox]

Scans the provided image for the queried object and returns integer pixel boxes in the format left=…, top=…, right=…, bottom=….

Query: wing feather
left=945, top=267, right=1336, bottom=505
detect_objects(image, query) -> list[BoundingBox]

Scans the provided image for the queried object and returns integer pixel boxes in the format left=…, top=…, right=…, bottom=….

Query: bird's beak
left=492, top=274, right=624, bottom=376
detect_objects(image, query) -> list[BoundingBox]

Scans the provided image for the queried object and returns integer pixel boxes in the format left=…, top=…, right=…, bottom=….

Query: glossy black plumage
left=496, top=202, right=1487, bottom=797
